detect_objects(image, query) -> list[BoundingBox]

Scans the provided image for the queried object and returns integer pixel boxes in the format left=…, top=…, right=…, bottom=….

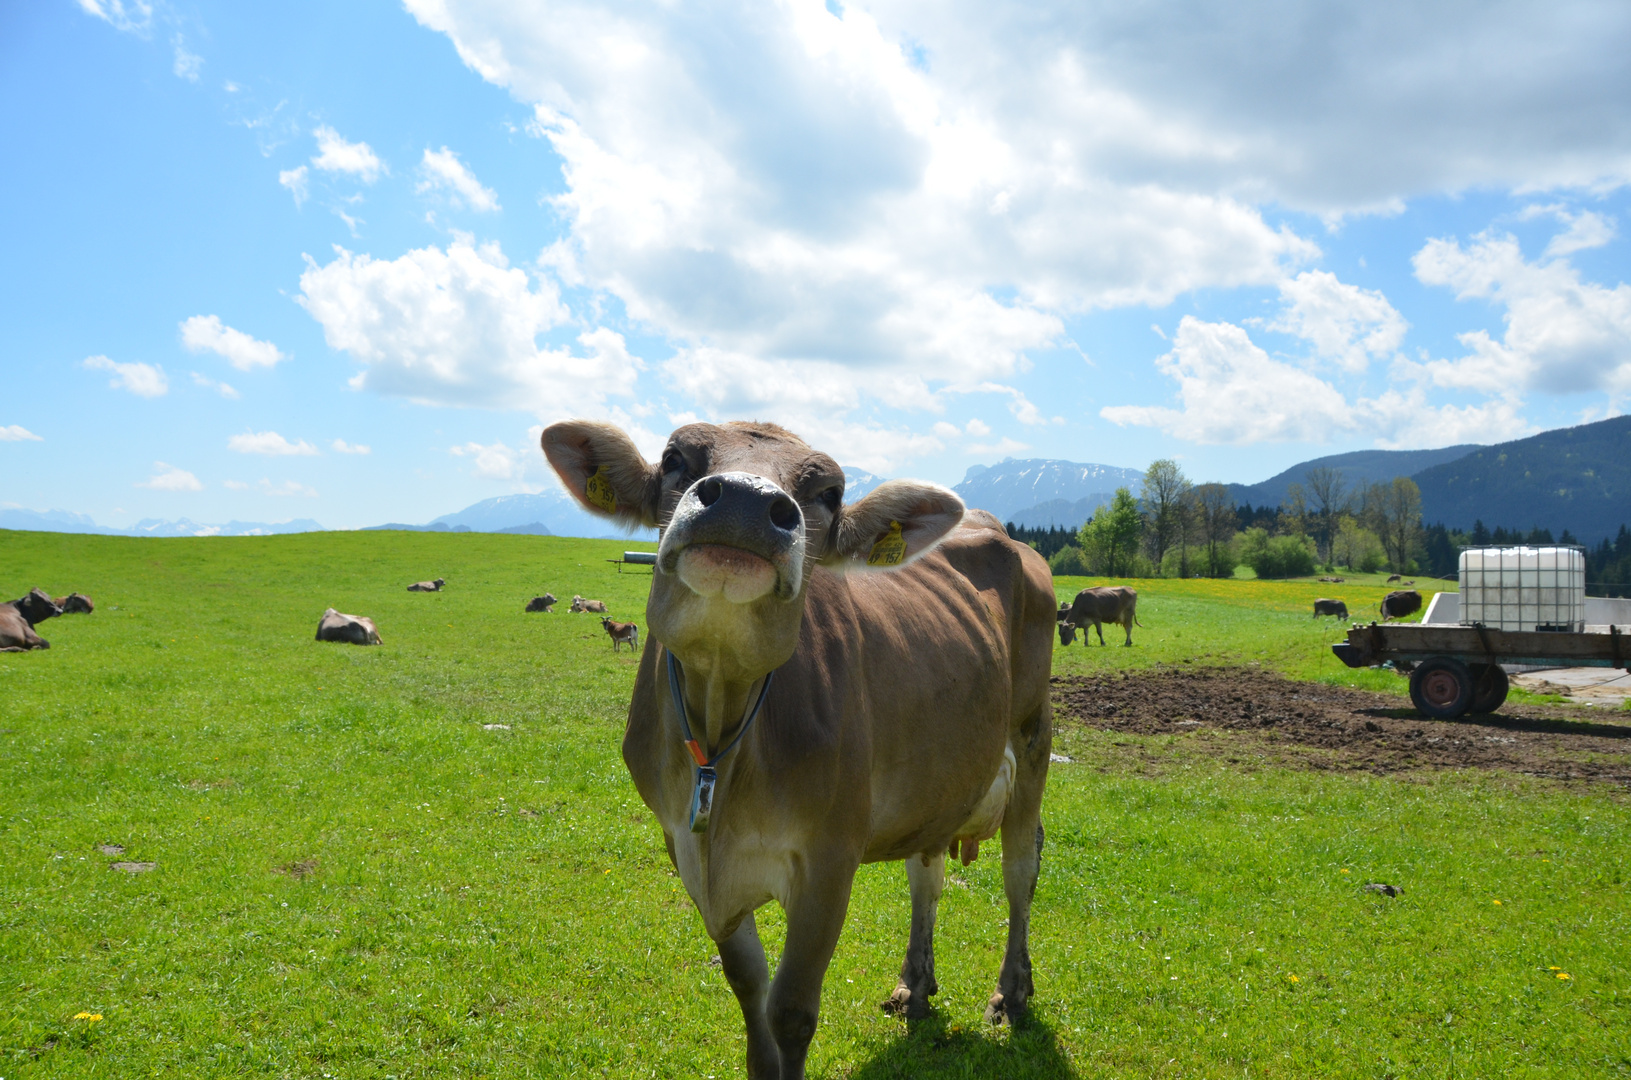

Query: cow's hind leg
left=718, top=912, right=780, bottom=1079
left=884, top=851, right=945, bottom=1019
left=987, top=705, right=1050, bottom=1026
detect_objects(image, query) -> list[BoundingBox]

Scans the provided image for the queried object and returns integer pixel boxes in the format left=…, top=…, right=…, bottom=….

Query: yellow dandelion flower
left=1549, top=966, right=1561, bottom=971
left=1492, top=899, right=1502, bottom=905
left=71, top=1012, right=103, bottom=1022
left=1287, top=975, right=1300, bottom=983
left=1340, top=869, right=1350, bottom=874
left=1556, top=973, right=1572, bottom=980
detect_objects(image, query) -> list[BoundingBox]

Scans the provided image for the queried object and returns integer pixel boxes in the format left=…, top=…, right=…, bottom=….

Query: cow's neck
left=673, top=646, right=764, bottom=751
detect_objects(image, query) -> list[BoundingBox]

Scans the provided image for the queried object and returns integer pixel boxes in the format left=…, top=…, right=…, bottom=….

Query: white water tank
left=1458, top=546, right=1585, bottom=632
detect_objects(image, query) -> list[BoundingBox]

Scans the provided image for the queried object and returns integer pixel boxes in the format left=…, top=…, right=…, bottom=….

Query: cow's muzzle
left=659, top=472, right=805, bottom=602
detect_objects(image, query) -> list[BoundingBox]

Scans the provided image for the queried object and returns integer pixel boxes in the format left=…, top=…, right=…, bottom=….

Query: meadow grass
left=1, top=531, right=1627, bottom=1078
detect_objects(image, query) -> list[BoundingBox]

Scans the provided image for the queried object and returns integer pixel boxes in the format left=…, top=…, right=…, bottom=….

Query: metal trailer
left=606, top=550, right=658, bottom=573
left=1331, top=622, right=1630, bottom=719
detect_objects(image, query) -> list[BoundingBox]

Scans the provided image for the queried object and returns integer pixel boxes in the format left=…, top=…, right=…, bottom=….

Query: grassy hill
left=1413, top=415, right=1631, bottom=542
left=1226, top=444, right=1479, bottom=509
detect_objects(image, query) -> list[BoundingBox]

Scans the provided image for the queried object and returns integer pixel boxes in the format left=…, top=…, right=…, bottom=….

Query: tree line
left=1006, top=459, right=1631, bottom=588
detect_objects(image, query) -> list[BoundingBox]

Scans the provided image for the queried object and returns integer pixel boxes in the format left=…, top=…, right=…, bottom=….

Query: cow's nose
left=692, top=473, right=803, bottom=535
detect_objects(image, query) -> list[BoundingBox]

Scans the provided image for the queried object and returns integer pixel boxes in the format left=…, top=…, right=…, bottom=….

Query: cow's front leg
left=717, top=912, right=780, bottom=1079
left=884, top=851, right=944, bottom=1019
left=768, top=855, right=857, bottom=1079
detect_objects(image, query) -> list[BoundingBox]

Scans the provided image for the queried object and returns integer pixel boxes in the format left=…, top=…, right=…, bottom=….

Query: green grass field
left=2, top=531, right=1627, bottom=1078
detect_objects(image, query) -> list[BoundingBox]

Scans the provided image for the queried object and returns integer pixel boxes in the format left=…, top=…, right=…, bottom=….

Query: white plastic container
left=1458, top=546, right=1585, bottom=632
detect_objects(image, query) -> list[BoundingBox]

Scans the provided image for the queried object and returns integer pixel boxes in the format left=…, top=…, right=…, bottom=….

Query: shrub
left=1238, top=528, right=1317, bottom=579
left=1047, top=544, right=1092, bottom=576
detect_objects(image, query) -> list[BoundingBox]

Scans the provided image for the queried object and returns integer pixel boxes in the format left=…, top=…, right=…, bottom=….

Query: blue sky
left=3, top=0, right=1629, bottom=529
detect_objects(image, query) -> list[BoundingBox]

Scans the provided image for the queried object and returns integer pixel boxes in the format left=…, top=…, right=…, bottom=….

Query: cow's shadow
left=846, top=1010, right=1078, bottom=1079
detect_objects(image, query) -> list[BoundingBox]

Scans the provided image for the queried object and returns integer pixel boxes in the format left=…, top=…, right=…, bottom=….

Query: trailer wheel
left=1409, top=657, right=1474, bottom=719
left=1469, top=663, right=1510, bottom=714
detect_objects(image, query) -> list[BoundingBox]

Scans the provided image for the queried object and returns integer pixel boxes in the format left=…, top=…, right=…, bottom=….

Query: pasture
left=2, top=530, right=1628, bottom=1078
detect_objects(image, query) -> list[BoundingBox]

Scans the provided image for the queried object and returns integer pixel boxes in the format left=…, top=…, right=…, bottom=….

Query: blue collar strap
left=666, top=649, right=775, bottom=834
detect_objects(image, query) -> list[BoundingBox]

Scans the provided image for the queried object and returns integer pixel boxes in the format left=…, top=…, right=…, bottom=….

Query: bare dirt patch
left=1052, top=667, right=1631, bottom=785
left=274, top=858, right=318, bottom=880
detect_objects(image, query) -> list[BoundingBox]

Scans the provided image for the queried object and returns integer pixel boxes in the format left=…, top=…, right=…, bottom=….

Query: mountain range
left=5, top=417, right=1627, bottom=543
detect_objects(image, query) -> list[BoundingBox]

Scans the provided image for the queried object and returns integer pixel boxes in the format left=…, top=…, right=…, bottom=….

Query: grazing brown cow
left=542, top=419, right=1054, bottom=1078
left=0, top=605, right=49, bottom=651
left=569, top=594, right=609, bottom=613
left=525, top=593, right=558, bottom=613
left=601, top=616, right=640, bottom=652
left=54, top=593, right=94, bottom=614
left=1312, top=598, right=1349, bottom=619
left=315, top=608, right=382, bottom=645
left=1386, top=573, right=1402, bottom=584
left=9, top=588, right=62, bottom=626
left=407, top=578, right=445, bottom=592
left=1061, top=585, right=1141, bottom=646
left=1380, top=589, right=1422, bottom=621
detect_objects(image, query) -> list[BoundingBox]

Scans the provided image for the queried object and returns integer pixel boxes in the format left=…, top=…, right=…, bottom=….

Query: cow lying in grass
left=315, top=608, right=382, bottom=645
left=407, top=578, right=445, bottom=592
left=543, top=418, right=1054, bottom=1079
left=55, top=593, right=94, bottom=614
left=525, top=593, right=557, bottom=613
left=0, top=606, right=49, bottom=652
left=601, top=616, right=639, bottom=651
left=569, top=595, right=608, bottom=613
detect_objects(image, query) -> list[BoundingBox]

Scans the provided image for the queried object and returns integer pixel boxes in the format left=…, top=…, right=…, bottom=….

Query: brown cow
left=525, top=593, right=558, bottom=613
left=542, top=419, right=1053, bottom=1077
left=54, top=593, right=94, bottom=614
left=1380, top=589, right=1422, bottom=621
left=601, top=616, right=640, bottom=652
left=1386, top=573, right=1402, bottom=584
left=1312, top=598, right=1349, bottom=619
left=0, top=605, right=49, bottom=651
left=9, top=588, right=62, bottom=626
left=407, top=578, right=445, bottom=592
left=1061, top=585, right=1141, bottom=646
left=315, top=608, right=382, bottom=645
left=570, top=594, right=609, bottom=613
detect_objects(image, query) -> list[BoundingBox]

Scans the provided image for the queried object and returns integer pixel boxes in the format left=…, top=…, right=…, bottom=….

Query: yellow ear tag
left=585, top=465, right=618, bottom=513
left=866, top=520, right=908, bottom=567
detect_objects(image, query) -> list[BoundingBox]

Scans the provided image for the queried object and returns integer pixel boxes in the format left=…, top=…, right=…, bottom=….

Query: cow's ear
left=827, top=480, right=964, bottom=570
left=541, top=420, right=661, bottom=528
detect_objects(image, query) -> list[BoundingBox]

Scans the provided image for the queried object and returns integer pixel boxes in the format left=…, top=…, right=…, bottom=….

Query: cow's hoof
left=882, top=983, right=929, bottom=1019
left=984, top=992, right=1026, bottom=1026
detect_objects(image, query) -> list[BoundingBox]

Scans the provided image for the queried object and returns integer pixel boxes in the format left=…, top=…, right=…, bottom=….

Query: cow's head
left=11, top=588, right=62, bottom=627
left=542, top=420, right=963, bottom=678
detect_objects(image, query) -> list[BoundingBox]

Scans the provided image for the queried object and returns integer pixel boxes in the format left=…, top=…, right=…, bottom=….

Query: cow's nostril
left=768, top=496, right=801, bottom=532
left=697, top=477, right=723, bottom=508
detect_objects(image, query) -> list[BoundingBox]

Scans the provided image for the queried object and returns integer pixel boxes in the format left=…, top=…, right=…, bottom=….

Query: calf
left=542, top=418, right=1053, bottom=1077
left=525, top=593, right=558, bottom=613
left=315, top=608, right=382, bottom=645
left=54, top=593, right=94, bottom=614
left=1312, top=598, right=1349, bottom=619
left=570, top=594, right=609, bottom=613
left=601, top=616, right=640, bottom=652
left=1380, top=589, right=1423, bottom=621
left=407, top=578, right=445, bottom=592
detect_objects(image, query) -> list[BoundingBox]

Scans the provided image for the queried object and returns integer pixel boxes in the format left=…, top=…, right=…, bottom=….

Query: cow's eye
left=661, top=451, right=686, bottom=476
left=818, top=486, right=842, bottom=512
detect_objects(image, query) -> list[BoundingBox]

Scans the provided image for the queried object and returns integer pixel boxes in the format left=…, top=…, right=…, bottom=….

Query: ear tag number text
left=585, top=466, right=618, bottom=512
left=867, top=520, right=907, bottom=567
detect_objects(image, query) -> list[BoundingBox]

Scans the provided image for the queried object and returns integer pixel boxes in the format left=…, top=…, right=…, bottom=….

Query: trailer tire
left=1409, top=657, right=1474, bottom=719
left=1469, top=663, right=1510, bottom=714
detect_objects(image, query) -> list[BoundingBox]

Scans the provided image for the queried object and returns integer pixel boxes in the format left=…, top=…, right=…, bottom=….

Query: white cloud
left=297, top=237, right=641, bottom=412
left=311, top=126, right=384, bottom=182
left=417, top=147, right=501, bottom=212
left=1100, top=316, right=1535, bottom=448
left=228, top=431, right=318, bottom=456
left=190, top=372, right=240, bottom=399
left=77, top=0, right=151, bottom=35
left=450, top=440, right=524, bottom=480
left=967, top=436, right=1030, bottom=458
left=84, top=354, right=168, bottom=398
left=1518, top=204, right=1618, bottom=259
left=931, top=421, right=961, bottom=439
left=1, top=425, right=43, bottom=442
left=260, top=479, right=318, bottom=497
left=1267, top=270, right=1408, bottom=373
left=1414, top=232, right=1631, bottom=395
left=331, top=438, right=371, bottom=454
left=138, top=462, right=202, bottom=491
left=279, top=165, right=309, bottom=207
left=965, top=418, right=992, bottom=437
left=172, top=35, right=202, bottom=81
left=224, top=480, right=249, bottom=490
left=180, top=315, right=286, bottom=371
